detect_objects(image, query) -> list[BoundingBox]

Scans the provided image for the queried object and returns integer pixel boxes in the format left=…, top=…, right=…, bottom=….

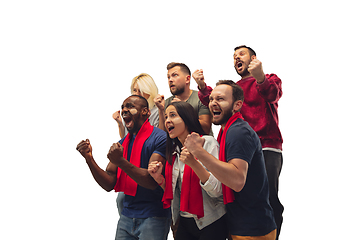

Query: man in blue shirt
left=184, top=81, right=276, bottom=239
left=77, top=95, right=171, bottom=240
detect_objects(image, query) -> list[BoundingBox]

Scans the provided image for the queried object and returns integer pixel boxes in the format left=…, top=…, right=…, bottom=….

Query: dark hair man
left=194, top=46, right=284, bottom=239
left=154, top=62, right=212, bottom=135
left=184, top=80, right=277, bottom=239
left=76, top=95, right=171, bottom=240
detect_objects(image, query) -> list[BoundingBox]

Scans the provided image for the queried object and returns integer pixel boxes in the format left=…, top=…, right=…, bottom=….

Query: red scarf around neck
left=114, top=119, right=153, bottom=196
left=217, top=111, right=243, bottom=204
left=162, top=150, right=204, bottom=219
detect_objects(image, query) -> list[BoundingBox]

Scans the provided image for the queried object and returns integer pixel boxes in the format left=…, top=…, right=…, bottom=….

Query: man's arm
left=199, top=114, right=212, bottom=135
left=184, top=133, right=248, bottom=192
left=193, top=69, right=212, bottom=107
left=113, top=111, right=126, bottom=138
left=248, top=58, right=282, bottom=103
left=154, top=94, right=166, bottom=131
left=191, top=147, right=247, bottom=192
left=76, top=139, right=117, bottom=192
left=107, top=143, right=163, bottom=190
left=256, top=74, right=282, bottom=103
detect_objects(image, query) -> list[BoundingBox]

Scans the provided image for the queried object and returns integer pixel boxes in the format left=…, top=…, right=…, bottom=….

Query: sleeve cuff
left=200, top=172, right=217, bottom=191
left=198, top=84, right=211, bottom=96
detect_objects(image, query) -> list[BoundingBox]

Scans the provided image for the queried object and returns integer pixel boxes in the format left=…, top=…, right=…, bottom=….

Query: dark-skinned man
left=76, top=95, right=171, bottom=240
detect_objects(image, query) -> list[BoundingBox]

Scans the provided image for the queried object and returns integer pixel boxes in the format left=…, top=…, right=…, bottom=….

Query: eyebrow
left=165, top=110, right=177, bottom=115
left=121, top=102, right=135, bottom=109
left=234, top=50, right=246, bottom=56
left=209, top=93, right=225, bottom=99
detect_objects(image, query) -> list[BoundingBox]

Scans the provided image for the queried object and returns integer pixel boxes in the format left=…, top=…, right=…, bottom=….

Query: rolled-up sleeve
left=200, top=172, right=223, bottom=198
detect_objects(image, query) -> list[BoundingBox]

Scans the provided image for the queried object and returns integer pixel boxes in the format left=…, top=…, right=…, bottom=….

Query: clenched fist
left=107, top=142, right=125, bottom=166
left=154, top=94, right=165, bottom=111
left=148, top=161, right=164, bottom=184
left=248, top=58, right=265, bottom=83
left=76, top=139, right=93, bottom=160
left=192, top=69, right=206, bottom=90
left=184, top=132, right=205, bottom=155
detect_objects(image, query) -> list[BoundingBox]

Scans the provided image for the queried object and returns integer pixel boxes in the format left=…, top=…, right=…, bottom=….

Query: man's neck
left=131, top=119, right=147, bottom=136
left=174, top=89, right=192, bottom=102
left=241, top=73, right=252, bottom=80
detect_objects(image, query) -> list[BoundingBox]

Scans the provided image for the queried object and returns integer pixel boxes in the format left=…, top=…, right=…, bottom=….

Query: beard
left=126, top=118, right=141, bottom=134
left=234, top=65, right=250, bottom=77
left=170, top=85, right=185, bottom=96
left=213, top=107, right=233, bottom=126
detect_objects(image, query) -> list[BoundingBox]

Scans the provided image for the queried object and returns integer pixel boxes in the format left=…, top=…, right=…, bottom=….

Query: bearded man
left=194, top=46, right=284, bottom=239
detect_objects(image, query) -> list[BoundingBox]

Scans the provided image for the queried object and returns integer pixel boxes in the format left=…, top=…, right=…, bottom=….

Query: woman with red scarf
left=148, top=101, right=227, bottom=240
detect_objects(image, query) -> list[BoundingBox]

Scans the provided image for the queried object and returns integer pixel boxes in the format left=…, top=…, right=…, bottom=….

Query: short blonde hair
left=130, top=73, right=158, bottom=108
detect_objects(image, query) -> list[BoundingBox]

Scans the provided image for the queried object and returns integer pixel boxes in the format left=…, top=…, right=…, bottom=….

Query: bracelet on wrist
left=158, top=176, right=165, bottom=186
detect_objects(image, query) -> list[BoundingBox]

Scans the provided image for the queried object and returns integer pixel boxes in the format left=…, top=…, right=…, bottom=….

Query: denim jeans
left=115, top=214, right=171, bottom=240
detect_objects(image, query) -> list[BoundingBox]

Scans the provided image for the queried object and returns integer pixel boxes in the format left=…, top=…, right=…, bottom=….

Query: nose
left=209, top=98, right=218, bottom=108
left=121, top=106, right=129, bottom=115
left=165, top=116, right=170, bottom=124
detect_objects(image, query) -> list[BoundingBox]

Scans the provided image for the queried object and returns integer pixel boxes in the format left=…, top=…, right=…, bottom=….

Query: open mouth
left=212, top=110, right=221, bottom=116
left=236, top=61, right=243, bottom=69
left=122, top=115, right=133, bottom=127
left=167, top=126, right=175, bottom=132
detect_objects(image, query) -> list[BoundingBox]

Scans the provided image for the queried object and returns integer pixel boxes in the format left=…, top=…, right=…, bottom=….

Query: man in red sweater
left=194, top=45, right=283, bottom=240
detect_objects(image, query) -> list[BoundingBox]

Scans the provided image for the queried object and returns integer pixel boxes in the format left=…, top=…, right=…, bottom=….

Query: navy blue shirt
left=225, top=119, right=276, bottom=236
left=119, top=127, right=170, bottom=219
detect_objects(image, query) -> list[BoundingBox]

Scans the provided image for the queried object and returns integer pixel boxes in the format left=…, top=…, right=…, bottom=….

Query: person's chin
left=212, top=118, right=222, bottom=126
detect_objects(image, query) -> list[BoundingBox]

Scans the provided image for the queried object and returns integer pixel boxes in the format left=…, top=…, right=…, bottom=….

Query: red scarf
left=114, top=119, right=153, bottom=196
left=217, top=111, right=243, bottom=204
left=162, top=151, right=204, bottom=219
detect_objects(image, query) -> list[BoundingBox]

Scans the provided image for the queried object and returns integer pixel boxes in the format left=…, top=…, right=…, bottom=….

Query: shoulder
left=142, top=127, right=166, bottom=147
left=202, top=135, right=219, bottom=148
left=226, top=119, right=261, bottom=162
left=188, top=90, right=200, bottom=100
left=165, top=96, right=174, bottom=108
left=227, top=119, right=253, bottom=136
left=151, top=127, right=167, bottom=139
left=146, top=127, right=167, bottom=157
left=226, top=119, right=259, bottom=150
left=150, top=106, right=159, bottom=115
left=149, top=106, right=159, bottom=127
left=189, top=90, right=211, bottom=114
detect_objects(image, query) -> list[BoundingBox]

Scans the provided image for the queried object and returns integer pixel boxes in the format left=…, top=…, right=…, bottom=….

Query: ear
left=233, top=100, right=243, bottom=113
left=141, top=107, right=149, bottom=117
left=251, top=55, right=257, bottom=61
left=185, top=75, right=191, bottom=84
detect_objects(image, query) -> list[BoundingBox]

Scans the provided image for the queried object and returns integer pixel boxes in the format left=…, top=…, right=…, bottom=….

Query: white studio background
left=1, top=1, right=359, bottom=239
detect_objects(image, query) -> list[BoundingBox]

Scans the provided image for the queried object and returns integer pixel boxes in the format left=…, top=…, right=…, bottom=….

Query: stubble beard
left=213, top=107, right=233, bottom=126
left=235, top=65, right=250, bottom=78
left=171, top=85, right=185, bottom=96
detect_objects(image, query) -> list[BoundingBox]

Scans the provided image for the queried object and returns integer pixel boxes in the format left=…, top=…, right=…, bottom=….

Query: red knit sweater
left=198, top=74, right=283, bottom=150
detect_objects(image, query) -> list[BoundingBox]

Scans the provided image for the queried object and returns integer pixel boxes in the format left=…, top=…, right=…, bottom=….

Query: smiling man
left=76, top=95, right=171, bottom=240
left=184, top=80, right=277, bottom=240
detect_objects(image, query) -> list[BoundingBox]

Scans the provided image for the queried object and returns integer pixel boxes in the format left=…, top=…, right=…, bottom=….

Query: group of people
left=76, top=45, right=284, bottom=240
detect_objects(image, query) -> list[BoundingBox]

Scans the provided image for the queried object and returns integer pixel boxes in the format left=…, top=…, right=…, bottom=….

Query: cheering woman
left=148, top=101, right=227, bottom=240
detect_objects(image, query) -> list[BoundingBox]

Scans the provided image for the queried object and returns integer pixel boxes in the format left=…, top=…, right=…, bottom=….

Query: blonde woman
left=113, top=73, right=159, bottom=138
